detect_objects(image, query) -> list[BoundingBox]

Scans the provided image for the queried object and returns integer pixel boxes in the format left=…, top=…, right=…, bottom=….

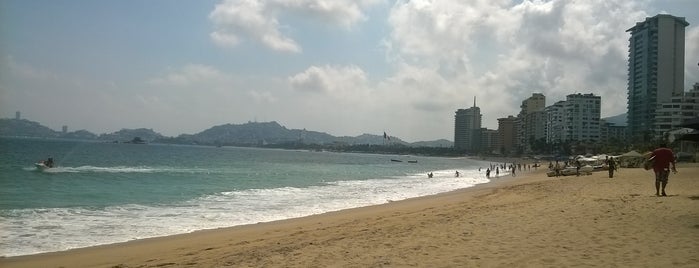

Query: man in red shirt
left=649, top=143, right=677, bottom=196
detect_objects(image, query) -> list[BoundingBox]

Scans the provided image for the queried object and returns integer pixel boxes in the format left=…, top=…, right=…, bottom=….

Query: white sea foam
left=30, top=165, right=211, bottom=174
left=0, top=168, right=488, bottom=257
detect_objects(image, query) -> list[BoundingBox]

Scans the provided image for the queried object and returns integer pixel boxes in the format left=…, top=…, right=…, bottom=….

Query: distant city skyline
left=1, top=1, right=698, bottom=142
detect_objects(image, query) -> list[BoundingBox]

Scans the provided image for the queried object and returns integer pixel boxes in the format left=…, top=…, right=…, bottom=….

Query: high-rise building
left=545, top=94, right=601, bottom=143
left=545, top=101, right=566, bottom=144
left=454, top=98, right=482, bottom=151
left=480, top=128, right=500, bottom=154
left=627, top=14, right=689, bottom=142
left=564, top=93, right=601, bottom=142
left=520, top=93, right=546, bottom=114
left=15, top=111, right=20, bottom=120
left=600, top=119, right=628, bottom=143
left=498, top=115, right=517, bottom=154
left=517, top=93, right=546, bottom=153
left=654, top=83, right=699, bottom=137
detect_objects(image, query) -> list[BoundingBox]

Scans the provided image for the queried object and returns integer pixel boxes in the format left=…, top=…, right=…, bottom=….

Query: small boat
left=390, top=159, right=403, bottom=162
left=407, top=160, right=418, bottom=163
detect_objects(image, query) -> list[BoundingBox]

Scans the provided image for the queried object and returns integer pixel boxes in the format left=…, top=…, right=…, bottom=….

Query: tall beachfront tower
left=626, top=14, right=689, bottom=142
left=454, top=97, right=482, bottom=151
left=518, top=93, right=546, bottom=153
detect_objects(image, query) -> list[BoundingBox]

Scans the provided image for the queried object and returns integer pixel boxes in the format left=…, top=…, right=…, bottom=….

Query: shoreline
left=2, top=153, right=492, bottom=258
left=2, top=165, right=698, bottom=267
left=1, top=165, right=520, bottom=258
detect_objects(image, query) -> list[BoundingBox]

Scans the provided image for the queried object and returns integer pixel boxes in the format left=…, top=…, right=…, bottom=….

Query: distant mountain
left=168, top=121, right=372, bottom=146
left=335, top=133, right=408, bottom=146
left=0, top=118, right=97, bottom=139
left=98, top=128, right=165, bottom=142
left=182, top=121, right=299, bottom=145
left=1, top=118, right=451, bottom=148
left=157, top=122, right=421, bottom=147
left=0, top=119, right=59, bottom=138
left=61, top=129, right=98, bottom=140
left=602, top=113, right=627, bottom=126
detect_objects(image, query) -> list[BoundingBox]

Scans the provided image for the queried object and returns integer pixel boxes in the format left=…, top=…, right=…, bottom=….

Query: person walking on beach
left=607, top=156, right=616, bottom=178
left=649, top=143, right=677, bottom=196
left=575, top=160, right=581, bottom=176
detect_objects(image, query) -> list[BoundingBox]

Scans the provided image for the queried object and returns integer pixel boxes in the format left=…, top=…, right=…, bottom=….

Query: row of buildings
left=455, top=92, right=618, bottom=154
left=454, top=14, right=697, bottom=155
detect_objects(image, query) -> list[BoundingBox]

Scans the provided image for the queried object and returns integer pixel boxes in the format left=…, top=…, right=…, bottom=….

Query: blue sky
left=1, top=0, right=698, bottom=142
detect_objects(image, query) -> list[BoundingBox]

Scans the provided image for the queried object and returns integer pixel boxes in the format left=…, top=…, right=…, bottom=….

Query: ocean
left=0, top=137, right=491, bottom=257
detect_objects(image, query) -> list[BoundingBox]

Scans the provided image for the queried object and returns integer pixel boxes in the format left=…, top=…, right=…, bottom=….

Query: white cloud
left=384, top=0, right=653, bottom=130
left=289, top=65, right=368, bottom=96
left=209, top=0, right=302, bottom=53
left=274, top=0, right=380, bottom=29
left=209, top=0, right=383, bottom=52
left=5, top=1, right=699, bottom=143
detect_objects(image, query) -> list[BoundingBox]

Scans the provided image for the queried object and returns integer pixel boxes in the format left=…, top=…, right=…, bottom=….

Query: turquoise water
left=0, top=137, right=489, bottom=257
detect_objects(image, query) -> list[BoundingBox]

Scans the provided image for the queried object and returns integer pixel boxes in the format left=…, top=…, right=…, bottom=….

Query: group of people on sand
left=423, top=143, right=677, bottom=197
left=546, top=143, right=677, bottom=197
left=483, top=162, right=531, bottom=178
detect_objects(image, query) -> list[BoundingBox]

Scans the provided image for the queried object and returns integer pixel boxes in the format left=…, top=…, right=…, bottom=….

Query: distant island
left=0, top=118, right=456, bottom=155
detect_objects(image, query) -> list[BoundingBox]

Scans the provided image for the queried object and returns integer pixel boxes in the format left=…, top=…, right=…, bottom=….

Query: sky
left=1, top=0, right=698, bottom=142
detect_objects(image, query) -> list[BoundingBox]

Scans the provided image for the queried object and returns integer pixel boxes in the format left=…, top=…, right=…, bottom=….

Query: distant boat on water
left=391, top=159, right=418, bottom=163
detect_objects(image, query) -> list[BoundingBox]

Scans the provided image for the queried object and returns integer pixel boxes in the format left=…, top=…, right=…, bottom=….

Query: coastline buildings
left=654, top=83, right=699, bottom=137
left=499, top=93, right=601, bottom=154
left=454, top=98, right=482, bottom=151
left=600, top=120, right=628, bottom=144
left=545, top=101, right=565, bottom=144
left=451, top=13, right=693, bottom=154
left=517, top=93, right=547, bottom=153
left=497, top=116, right=517, bottom=154
left=563, top=93, right=602, bottom=142
left=480, top=128, right=500, bottom=154
left=545, top=93, right=601, bottom=143
left=627, top=14, right=689, bottom=142
left=461, top=93, right=603, bottom=155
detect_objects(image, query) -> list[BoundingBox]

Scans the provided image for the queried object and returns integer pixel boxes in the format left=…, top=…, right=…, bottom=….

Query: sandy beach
left=2, top=164, right=698, bottom=267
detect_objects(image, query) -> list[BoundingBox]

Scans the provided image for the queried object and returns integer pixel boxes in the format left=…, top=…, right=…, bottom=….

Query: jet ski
left=35, top=157, right=55, bottom=170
